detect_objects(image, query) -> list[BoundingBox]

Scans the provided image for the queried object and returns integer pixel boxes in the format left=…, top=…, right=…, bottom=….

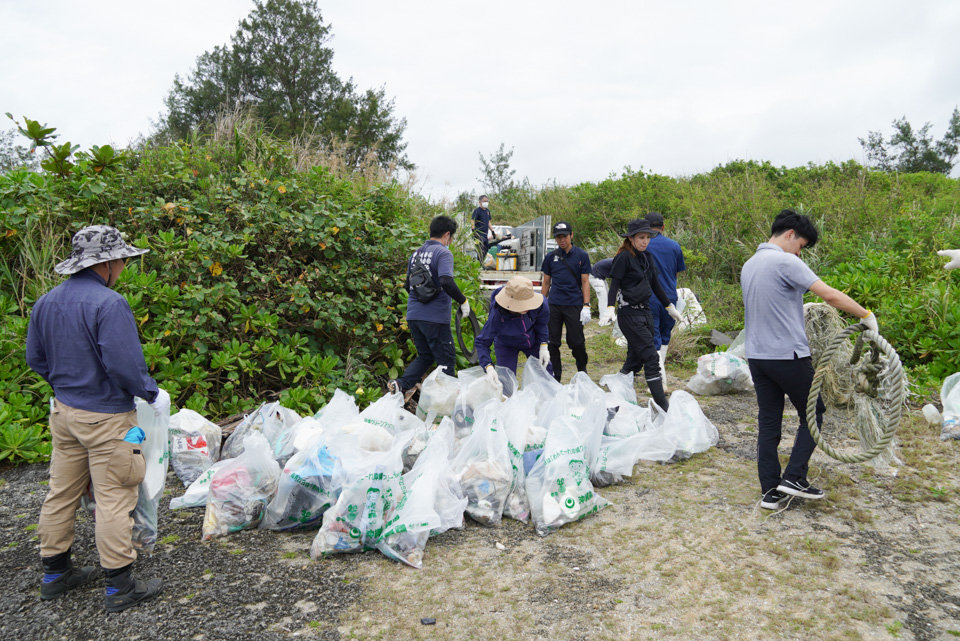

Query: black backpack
left=408, top=250, right=440, bottom=303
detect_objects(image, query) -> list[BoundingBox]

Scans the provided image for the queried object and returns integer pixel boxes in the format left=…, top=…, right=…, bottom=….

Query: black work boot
left=40, top=551, right=98, bottom=601
left=104, top=566, right=163, bottom=613
left=647, top=378, right=670, bottom=412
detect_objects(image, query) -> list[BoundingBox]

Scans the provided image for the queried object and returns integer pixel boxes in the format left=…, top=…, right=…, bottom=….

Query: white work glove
left=666, top=304, right=683, bottom=323
left=938, top=249, right=960, bottom=270
left=460, top=300, right=471, bottom=316
left=485, top=365, right=503, bottom=395
left=599, top=305, right=616, bottom=327
left=539, top=343, right=550, bottom=368
left=149, top=388, right=170, bottom=416
left=859, top=310, right=878, bottom=334
left=580, top=306, right=592, bottom=325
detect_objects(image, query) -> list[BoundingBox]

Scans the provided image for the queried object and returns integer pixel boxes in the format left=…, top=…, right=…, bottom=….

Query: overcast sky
left=2, top=1, right=958, bottom=200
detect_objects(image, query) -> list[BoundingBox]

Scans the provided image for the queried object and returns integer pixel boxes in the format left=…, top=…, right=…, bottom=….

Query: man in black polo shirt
left=540, top=221, right=592, bottom=382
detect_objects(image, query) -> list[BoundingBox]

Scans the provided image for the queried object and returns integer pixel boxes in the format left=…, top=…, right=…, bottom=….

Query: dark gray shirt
left=740, top=243, right=818, bottom=359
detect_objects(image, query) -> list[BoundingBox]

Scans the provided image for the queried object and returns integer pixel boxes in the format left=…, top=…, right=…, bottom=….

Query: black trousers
left=618, top=309, right=669, bottom=409
left=748, top=356, right=826, bottom=493
left=397, top=320, right=456, bottom=391
left=547, top=304, right=588, bottom=382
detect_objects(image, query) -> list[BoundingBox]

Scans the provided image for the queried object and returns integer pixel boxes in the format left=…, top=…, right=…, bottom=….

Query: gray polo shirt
left=740, top=243, right=819, bottom=360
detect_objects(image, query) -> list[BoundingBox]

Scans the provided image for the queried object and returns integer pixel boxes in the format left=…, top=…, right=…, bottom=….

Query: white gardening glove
left=599, top=305, right=616, bottom=327
left=460, top=300, right=471, bottom=316
left=149, top=388, right=170, bottom=416
left=580, top=306, right=592, bottom=325
left=938, top=249, right=960, bottom=270
left=485, top=365, right=503, bottom=395
left=666, top=304, right=683, bottom=323
left=859, top=310, right=878, bottom=334
left=539, top=343, right=550, bottom=368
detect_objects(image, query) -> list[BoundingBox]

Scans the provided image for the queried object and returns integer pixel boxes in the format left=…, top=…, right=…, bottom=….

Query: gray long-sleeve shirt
left=26, top=268, right=158, bottom=413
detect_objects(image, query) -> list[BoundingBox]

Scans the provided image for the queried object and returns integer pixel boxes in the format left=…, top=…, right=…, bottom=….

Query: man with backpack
left=388, top=216, right=469, bottom=395
left=540, top=221, right=592, bottom=382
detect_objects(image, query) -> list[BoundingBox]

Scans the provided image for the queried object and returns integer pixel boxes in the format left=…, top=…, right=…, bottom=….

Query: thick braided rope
left=806, top=323, right=906, bottom=463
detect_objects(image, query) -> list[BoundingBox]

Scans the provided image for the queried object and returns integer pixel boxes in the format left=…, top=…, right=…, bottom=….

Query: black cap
left=645, top=212, right=664, bottom=228
left=619, top=218, right=660, bottom=238
left=552, top=221, right=572, bottom=236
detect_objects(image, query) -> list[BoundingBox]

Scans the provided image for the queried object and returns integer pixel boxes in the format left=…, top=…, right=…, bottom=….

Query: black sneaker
left=777, top=478, right=825, bottom=499
left=104, top=570, right=163, bottom=613
left=386, top=380, right=402, bottom=395
left=40, top=565, right=99, bottom=600
left=760, top=489, right=787, bottom=510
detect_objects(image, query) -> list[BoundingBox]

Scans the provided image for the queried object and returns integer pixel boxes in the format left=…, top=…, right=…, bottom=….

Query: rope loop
left=806, top=322, right=905, bottom=463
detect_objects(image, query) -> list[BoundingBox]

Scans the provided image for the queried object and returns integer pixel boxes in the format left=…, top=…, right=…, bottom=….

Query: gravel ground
left=2, top=383, right=960, bottom=641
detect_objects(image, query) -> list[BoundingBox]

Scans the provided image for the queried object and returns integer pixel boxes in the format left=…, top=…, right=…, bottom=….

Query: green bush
left=0, top=118, right=481, bottom=464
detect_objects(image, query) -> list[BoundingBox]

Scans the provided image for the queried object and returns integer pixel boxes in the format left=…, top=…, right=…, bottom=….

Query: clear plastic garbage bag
left=202, top=432, right=281, bottom=540
left=600, top=372, right=638, bottom=407
left=659, top=390, right=719, bottom=460
left=417, top=366, right=460, bottom=421
left=261, top=437, right=341, bottom=531
left=310, top=433, right=411, bottom=559
left=500, top=389, right=537, bottom=522
left=453, top=366, right=503, bottom=436
left=521, top=356, right=562, bottom=411
left=168, top=409, right=221, bottom=486
left=526, top=417, right=610, bottom=536
left=536, top=372, right=607, bottom=471
left=378, top=423, right=464, bottom=568
left=222, top=402, right=301, bottom=459
left=452, top=400, right=513, bottom=526
left=131, top=396, right=170, bottom=552
left=687, top=352, right=753, bottom=395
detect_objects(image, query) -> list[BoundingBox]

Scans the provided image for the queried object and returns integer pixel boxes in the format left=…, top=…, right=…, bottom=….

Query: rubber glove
left=599, top=306, right=616, bottom=327
left=666, top=304, right=682, bottom=323
left=539, top=343, right=550, bottom=368
left=860, top=310, right=878, bottom=334
left=485, top=365, right=503, bottom=395
left=580, top=306, right=592, bottom=325
left=150, top=388, right=170, bottom=416
left=937, top=249, right=960, bottom=270
left=460, top=300, right=471, bottom=316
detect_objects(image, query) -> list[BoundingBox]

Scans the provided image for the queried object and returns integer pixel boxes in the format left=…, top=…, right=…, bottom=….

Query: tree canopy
left=160, top=0, right=411, bottom=169
left=859, top=107, right=960, bottom=175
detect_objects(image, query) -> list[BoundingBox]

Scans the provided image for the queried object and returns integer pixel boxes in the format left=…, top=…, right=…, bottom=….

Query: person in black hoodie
left=604, top=219, right=683, bottom=410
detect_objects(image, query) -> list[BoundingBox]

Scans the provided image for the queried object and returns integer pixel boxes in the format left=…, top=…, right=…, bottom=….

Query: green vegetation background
left=1, top=121, right=958, bottom=464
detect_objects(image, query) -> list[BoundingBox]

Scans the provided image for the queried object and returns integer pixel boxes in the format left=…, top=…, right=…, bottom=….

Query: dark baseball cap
left=552, top=221, right=572, bottom=236
left=645, top=212, right=664, bottom=227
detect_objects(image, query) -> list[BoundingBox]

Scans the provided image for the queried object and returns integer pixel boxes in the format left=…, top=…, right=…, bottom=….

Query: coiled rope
left=806, top=323, right=906, bottom=463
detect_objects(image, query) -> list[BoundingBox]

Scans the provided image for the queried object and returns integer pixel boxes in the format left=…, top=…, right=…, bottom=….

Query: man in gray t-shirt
left=741, top=210, right=878, bottom=510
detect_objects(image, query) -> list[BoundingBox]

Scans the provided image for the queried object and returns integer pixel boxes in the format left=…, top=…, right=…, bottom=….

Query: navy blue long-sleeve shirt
left=26, top=269, right=159, bottom=413
left=475, top=287, right=550, bottom=370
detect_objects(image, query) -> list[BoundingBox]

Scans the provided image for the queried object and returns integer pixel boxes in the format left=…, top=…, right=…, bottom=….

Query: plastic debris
left=940, top=373, right=960, bottom=441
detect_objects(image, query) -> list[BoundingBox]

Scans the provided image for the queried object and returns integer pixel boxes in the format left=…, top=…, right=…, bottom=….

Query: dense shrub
left=0, top=120, right=479, bottom=463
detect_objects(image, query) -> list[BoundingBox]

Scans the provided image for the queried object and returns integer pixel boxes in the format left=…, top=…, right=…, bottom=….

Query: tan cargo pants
left=39, top=400, right=145, bottom=569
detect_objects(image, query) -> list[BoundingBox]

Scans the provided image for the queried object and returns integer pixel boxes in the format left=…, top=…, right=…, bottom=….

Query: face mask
left=481, top=201, right=488, bottom=209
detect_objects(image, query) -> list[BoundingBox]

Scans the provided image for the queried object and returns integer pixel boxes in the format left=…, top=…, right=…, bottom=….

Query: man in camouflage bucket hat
left=27, top=225, right=166, bottom=612
left=54, top=224, right=149, bottom=275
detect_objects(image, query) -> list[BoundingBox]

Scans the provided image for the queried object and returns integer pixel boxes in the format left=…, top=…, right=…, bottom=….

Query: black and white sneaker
left=777, top=478, right=825, bottom=499
left=760, top=489, right=787, bottom=510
